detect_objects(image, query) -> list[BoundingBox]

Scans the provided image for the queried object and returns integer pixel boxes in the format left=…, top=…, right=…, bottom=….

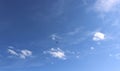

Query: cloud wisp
left=8, top=48, right=32, bottom=59
left=50, top=34, right=61, bottom=41
left=8, top=49, right=19, bottom=56
left=67, top=28, right=81, bottom=36
left=19, top=50, right=32, bottom=59
left=109, top=53, right=120, bottom=60
left=44, top=48, right=66, bottom=60
left=94, top=0, right=120, bottom=13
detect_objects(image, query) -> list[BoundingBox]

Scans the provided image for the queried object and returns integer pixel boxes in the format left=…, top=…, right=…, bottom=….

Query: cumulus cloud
left=94, top=0, right=120, bottom=13
left=93, top=32, right=105, bottom=41
left=47, top=48, right=66, bottom=60
left=8, top=48, right=32, bottom=59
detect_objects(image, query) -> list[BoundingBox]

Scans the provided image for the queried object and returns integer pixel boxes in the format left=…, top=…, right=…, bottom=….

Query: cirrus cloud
left=8, top=48, right=32, bottom=59
left=94, top=0, right=120, bottom=13
left=8, top=49, right=19, bottom=56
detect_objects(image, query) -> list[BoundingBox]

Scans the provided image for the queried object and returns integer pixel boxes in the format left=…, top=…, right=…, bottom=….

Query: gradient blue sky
left=0, top=0, right=120, bottom=71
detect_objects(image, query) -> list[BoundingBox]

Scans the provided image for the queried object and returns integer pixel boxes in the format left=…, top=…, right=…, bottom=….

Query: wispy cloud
left=67, top=28, right=81, bottom=35
left=8, top=48, right=32, bottom=59
left=50, top=34, right=61, bottom=41
left=8, top=49, right=19, bottom=56
left=8, top=46, right=14, bottom=49
left=19, top=50, right=32, bottom=59
left=109, top=53, right=120, bottom=60
left=50, top=34, right=62, bottom=44
left=45, top=48, right=66, bottom=60
left=93, top=32, right=105, bottom=41
left=94, top=0, right=120, bottom=13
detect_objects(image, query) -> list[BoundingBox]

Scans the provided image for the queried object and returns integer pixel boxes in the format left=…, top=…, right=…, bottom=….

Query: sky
left=0, top=0, right=120, bottom=71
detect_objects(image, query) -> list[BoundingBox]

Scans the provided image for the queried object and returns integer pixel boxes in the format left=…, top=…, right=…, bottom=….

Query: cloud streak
left=8, top=48, right=32, bottom=59
left=94, top=0, right=120, bottom=13
left=8, top=49, right=19, bottom=56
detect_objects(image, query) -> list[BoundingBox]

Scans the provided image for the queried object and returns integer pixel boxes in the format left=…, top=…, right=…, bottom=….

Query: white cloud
left=48, top=48, right=66, bottom=60
left=94, top=0, right=120, bottom=13
left=8, top=48, right=32, bottom=59
left=20, top=50, right=32, bottom=59
left=90, top=47, right=95, bottom=50
left=50, top=34, right=61, bottom=41
left=8, top=49, right=18, bottom=56
left=21, top=50, right=32, bottom=56
left=93, top=32, right=105, bottom=41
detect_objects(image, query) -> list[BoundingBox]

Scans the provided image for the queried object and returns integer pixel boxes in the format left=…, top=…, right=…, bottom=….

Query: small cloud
left=8, top=48, right=32, bottom=59
left=94, top=0, right=120, bottom=13
left=8, top=49, right=18, bottom=56
left=46, top=48, right=66, bottom=60
left=8, top=46, right=14, bottom=49
left=50, top=34, right=62, bottom=44
left=90, top=47, right=95, bottom=50
left=93, top=32, right=105, bottom=41
left=20, top=50, right=32, bottom=59
left=50, top=34, right=61, bottom=41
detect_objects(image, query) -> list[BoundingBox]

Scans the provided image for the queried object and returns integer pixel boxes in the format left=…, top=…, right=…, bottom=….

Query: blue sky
left=0, top=0, right=120, bottom=71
